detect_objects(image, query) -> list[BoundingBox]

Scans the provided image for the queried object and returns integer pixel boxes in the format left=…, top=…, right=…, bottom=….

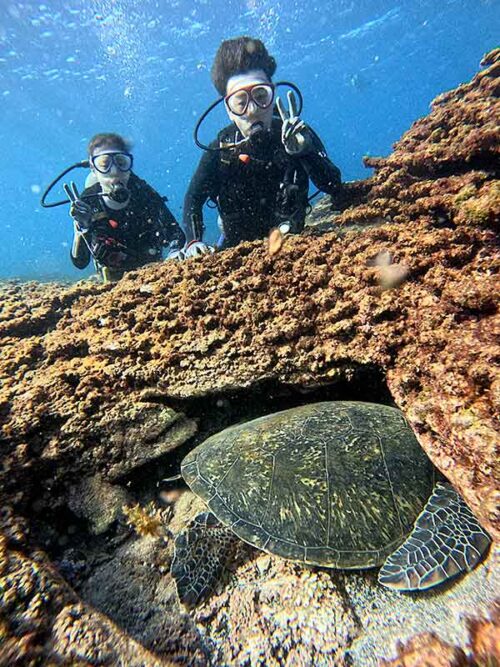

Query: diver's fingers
left=70, top=181, right=80, bottom=201
left=63, top=182, right=76, bottom=202
left=291, top=120, right=306, bottom=136
left=276, top=96, right=289, bottom=122
left=287, top=90, right=298, bottom=118
left=283, top=117, right=301, bottom=142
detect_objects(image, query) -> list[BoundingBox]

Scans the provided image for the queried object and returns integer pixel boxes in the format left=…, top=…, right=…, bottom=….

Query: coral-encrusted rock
left=467, top=602, right=500, bottom=664
left=379, top=603, right=500, bottom=667
left=0, top=279, right=107, bottom=340
left=169, top=498, right=497, bottom=667
left=194, top=553, right=360, bottom=666
left=0, top=52, right=499, bottom=665
left=79, top=534, right=206, bottom=661
left=68, top=475, right=131, bottom=535
left=0, top=528, right=203, bottom=666
left=379, top=633, right=468, bottom=667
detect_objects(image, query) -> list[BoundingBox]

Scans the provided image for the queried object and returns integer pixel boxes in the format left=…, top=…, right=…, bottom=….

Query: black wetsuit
left=183, top=118, right=341, bottom=248
left=71, top=172, right=185, bottom=274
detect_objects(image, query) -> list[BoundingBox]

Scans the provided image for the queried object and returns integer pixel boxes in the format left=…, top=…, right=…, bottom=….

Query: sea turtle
left=170, top=401, right=491, bottom=607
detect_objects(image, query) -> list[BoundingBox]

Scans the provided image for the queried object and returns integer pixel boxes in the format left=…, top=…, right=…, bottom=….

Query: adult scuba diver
left=41, top=132, right=185, bottom=283
left=183, top=36, right=342, bottom=256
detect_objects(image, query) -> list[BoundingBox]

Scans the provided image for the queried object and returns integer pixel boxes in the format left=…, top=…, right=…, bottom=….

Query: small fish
left=369, top=250, right=409, bottom=289
left=379, top=263, right=409, bottom=289
left=268, top=228, right=285, bottom=256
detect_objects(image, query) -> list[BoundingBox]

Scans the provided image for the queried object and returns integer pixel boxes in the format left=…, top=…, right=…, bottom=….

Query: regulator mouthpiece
left=108, top=183, right=130, bottom=203
left=249, top=121, right=265, bottom=136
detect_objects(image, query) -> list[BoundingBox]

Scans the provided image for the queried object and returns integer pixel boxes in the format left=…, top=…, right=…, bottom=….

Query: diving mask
left=225, top=83, right=275, bottom=116
left=91, top=151, right=133, bottom=174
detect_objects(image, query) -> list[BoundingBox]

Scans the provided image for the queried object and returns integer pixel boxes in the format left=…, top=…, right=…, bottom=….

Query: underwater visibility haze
left=0, top=0, right=498, bottom=279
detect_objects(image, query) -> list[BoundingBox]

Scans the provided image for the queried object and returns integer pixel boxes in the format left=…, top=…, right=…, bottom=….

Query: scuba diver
left=183, top=36, right=342, bottom=255
left=42, top=132, right=185, bottom=283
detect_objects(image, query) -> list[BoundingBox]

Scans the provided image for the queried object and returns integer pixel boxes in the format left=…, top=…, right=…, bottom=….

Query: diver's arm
left=277, top=93, right=341, bottom=196
left=276, top=166, right=310, bottom=235
left=300, top=129, right=342, bottom=196
left=183, top=148, right=220, bottom=242
left=69, top=187, right=93, bottom=269
left=70, top=222, right=91, bottom=269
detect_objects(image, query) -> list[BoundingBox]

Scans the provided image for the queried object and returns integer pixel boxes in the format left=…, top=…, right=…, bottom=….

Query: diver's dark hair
left=87, top=133, right=132, bottom=156
left=211, top=36, right=277, bottom=96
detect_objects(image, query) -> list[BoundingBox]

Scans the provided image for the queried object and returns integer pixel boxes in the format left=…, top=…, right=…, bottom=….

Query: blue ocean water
left=0, top=0, right=497, bottom=280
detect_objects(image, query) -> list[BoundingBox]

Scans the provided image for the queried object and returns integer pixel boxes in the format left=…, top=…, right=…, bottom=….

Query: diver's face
left=90, top=146, right=132, bottom=191
left=225, top=70, right=274, bottom=138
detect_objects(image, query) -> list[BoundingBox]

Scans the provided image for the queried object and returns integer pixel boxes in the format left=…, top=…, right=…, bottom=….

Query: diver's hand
left=276, top=91, right=313, bottom=156
left=184, top=241, right=215, bottom=259
left=278, top=222, right=291, bottom=235
left=64, top=182, right=92, bottom=232
left=70, top=200, right=92, bottom=231
left=166, top=248, right=185, bottom=261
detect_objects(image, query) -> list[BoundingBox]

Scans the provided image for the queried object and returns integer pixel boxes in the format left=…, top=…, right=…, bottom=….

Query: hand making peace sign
left=64, top=181, right=92, bottom=232
left=276, top=90, right=313, bottom=156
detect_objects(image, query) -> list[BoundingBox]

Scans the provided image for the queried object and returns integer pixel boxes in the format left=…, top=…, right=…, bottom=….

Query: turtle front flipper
left=378, top=482, right=491, bottom=592
left=171, top=511, right=238, bottom=608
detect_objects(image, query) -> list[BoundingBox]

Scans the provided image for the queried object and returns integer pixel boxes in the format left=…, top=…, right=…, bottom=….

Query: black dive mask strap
left=194, top=81, right=304, bottom=152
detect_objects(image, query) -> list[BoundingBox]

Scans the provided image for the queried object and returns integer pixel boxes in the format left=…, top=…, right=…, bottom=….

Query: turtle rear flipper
left=378, top=482, right=491, bottom=591
left=171, top=512, right=237, bottom=608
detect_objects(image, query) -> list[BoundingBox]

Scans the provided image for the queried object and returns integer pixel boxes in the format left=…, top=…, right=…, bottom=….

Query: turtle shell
left=181, top=401, right=434, bottom=568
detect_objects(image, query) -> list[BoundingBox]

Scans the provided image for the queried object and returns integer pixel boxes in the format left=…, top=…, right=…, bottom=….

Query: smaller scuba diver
left=42, top=132, right=185, bottom=283
left=71, top=133, right=186, bottom=282
left=183, top=36, right=342, bottom=254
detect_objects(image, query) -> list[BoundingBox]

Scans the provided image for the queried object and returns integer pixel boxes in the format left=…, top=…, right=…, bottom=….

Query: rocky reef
left=1, top=51, right=498, bottom=665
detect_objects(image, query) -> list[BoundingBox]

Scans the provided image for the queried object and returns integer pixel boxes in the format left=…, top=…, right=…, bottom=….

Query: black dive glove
left=64, top=182, right=92, bottom=232
left=70, top=200, right=92, bottom=232
left=276, top=91, right=313, bottom=156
